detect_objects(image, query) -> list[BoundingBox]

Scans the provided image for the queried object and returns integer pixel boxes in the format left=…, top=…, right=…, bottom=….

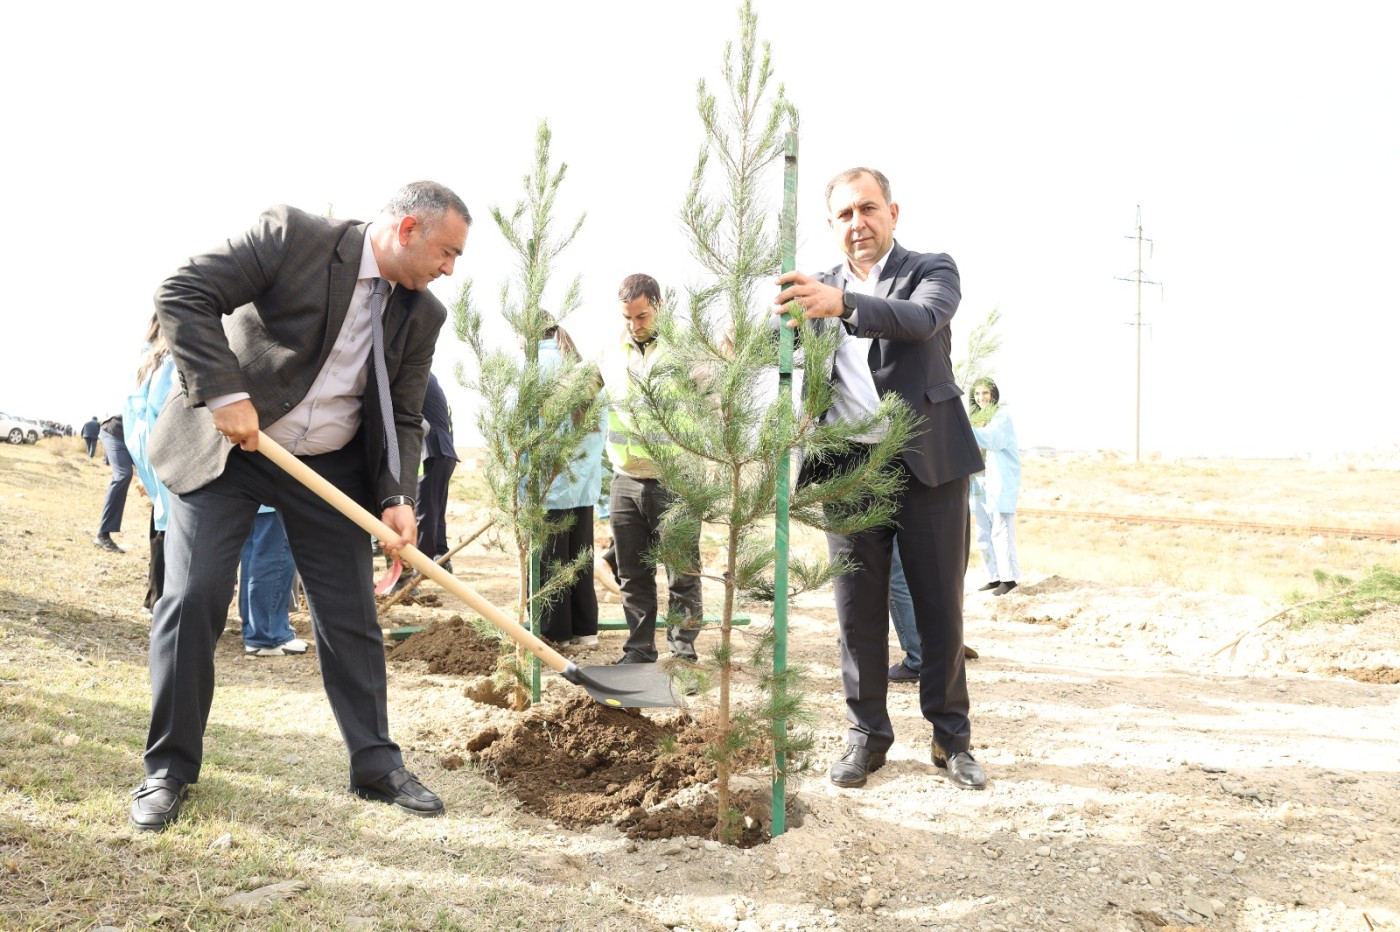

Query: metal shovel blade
left=562, top=661, right=682, bottom=708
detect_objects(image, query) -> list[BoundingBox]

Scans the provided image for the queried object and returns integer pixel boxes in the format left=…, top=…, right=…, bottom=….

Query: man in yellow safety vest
left=595, top=273, right=702, bottom=665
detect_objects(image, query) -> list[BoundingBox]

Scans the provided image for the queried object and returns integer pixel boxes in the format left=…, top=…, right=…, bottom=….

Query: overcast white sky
left=3, top=0, right=1396, bottom=459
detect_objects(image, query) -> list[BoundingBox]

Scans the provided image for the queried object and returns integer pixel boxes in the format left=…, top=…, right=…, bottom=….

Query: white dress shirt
left=826, top=249, right=891, bottom=443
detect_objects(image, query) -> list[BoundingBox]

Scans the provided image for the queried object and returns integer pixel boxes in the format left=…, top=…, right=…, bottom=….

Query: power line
left=1115, top=206, right=1160, bottom=463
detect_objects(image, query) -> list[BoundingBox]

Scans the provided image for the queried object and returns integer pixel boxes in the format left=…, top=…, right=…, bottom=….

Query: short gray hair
left=824, top=167, right=892, bottom=211
left=383, top=181, right=472, bottom=230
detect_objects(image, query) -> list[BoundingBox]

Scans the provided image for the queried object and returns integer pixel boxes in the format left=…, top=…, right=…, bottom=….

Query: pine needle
left=1214, top=564, right=1400, bottom=657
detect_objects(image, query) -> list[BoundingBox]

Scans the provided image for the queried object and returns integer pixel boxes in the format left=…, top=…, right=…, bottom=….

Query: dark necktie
left=368, top=278, right=400, bottom=478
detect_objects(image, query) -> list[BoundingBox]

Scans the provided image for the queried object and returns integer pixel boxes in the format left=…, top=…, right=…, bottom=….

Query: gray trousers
left=827, top=457, right=973, bottom=755
left=98, top=428, right=132, bottom=535
left=142, top=438, right=402, bottom=786
left=609, top=473, right=702, bottom=661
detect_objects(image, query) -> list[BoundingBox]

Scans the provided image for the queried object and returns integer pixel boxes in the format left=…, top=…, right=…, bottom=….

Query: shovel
left=255, top=432, right=682, bottom=709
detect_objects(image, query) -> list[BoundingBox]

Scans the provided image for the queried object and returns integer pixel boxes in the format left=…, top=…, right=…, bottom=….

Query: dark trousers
left=609, top=473, right=702, bottom=661
left=826, top=458, right=972, bottom=754
left=98, top=428, right=132, bottom=535
left=84, top=437, right=97, bottom=457
left=144, top=510, right=164, bottom=612
left=539, top=505, right=599, bottom=642
left=415, top=455, right=457, bottom=560
left=144, top=437, right=402, bottom=786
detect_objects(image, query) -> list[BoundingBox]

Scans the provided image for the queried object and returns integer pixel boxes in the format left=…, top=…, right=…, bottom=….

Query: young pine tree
left=625, top=0, right=917, bottom=843
left=456, top=121, right=600, bottom=706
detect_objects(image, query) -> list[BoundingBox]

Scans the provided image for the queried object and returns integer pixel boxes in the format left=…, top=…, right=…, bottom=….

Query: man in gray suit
left=775, top=167, right=986, bottom=791
left=130, top=181, right=471, bottom=831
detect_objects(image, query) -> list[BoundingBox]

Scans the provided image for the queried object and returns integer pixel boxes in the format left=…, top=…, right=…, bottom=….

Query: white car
left=0, top=411, right=40, bottom=444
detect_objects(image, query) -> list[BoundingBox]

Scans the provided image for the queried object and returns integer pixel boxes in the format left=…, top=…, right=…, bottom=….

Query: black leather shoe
left=932, top=746, right=987, bottom=790
left=129, top=777, right=188, bottom=831
left=94, top=534, right=125, bottom=554
left=351, top=767, right=444, bottom=816
left=828, top=745, right=887, bottom=788
left=614, top=652, right=654, bottom=665
left=887, top=661, right=919, bottom=682
left=977, top=580, right=1000, bottom=592
left=993, top=581, right=1018, bottom=597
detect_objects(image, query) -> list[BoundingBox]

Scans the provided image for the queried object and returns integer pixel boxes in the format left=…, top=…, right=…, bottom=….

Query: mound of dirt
left=387, top=615, right=500, bottom=675
left=470, top=693, right=771, bottom=846
left=1322, top=665, right=1400, bottom=684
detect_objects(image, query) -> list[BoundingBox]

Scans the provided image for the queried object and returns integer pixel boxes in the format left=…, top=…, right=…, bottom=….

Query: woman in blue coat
left=969, top=378, right=1021, bottom=596
left=124, top=315, right=176, bottom=610
left=538, top=324, right=605, bottom=646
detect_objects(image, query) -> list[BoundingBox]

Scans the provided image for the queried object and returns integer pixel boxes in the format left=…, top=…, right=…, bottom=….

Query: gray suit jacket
left=817, top=241, right=984, bottom=489
left=150, top=205, right=446, bottom=502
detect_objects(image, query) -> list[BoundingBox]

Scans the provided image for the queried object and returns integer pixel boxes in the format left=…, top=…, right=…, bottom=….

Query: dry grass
left=1014, top=453, right=1400, bottom=598
left=0, top=441, right=650, bottom=931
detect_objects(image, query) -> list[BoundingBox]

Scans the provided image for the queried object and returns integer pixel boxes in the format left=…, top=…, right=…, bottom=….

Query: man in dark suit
left=131, top=181, right=471, bottom=831
left=415, top=371, right=458, bottom=570
left=775, top=167, right=986, bottom=790
left=80, top=416, right=100, bottom=457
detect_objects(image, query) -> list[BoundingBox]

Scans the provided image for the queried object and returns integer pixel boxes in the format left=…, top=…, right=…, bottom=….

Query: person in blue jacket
left=239, top=507, right=306, bottom=656
left=124, top=315, right=176, bottom=609
left=538, top=323, right=605, bottom=646
left=969, top=378, right=1021, bottom=596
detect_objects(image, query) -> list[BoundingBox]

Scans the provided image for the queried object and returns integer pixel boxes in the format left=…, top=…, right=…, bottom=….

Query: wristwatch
left=840, top=291, right=858, bottom=320
left=381, top=495, right=415, bottom=510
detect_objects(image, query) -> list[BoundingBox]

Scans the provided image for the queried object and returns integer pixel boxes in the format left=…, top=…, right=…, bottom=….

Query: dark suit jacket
left=817, top=241, right=983, bottom=488
left=420, top=372, right=457, bottom=461
left=149, top=205, right=446, bottom=502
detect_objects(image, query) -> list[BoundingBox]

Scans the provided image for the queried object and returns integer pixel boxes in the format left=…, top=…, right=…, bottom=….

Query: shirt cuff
left=207, top=392, right=251, bottom=409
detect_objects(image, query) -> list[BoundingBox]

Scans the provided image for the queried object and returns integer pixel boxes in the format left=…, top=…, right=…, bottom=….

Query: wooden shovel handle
left=255, top=431, right=569, bottom=674
left=379, top=516, right=494, bottom=609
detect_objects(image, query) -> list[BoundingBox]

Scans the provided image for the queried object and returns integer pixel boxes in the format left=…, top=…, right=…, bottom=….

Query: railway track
left=1019, top=507, right=1400, bottom=542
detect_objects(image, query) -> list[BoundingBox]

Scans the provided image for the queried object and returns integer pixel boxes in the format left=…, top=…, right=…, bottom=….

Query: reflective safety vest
left=599, top=336, right=676, bottom=479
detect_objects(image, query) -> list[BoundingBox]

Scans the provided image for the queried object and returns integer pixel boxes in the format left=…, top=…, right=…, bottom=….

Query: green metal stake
left=529, top=547, right=542, bottom=703
left=527, top=319, right=543, bottom=705
left=772, top=131, right=798, bottom=838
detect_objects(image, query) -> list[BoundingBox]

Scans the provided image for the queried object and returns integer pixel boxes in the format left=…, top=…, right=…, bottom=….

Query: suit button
left=282, top=402, right=292, bottom=411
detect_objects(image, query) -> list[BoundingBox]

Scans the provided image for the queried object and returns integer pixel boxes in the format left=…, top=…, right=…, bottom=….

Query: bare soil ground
left=2, top=440, right=1398, bottom=931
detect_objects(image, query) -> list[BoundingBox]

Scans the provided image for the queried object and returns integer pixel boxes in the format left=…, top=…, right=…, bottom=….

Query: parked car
left=1, top=411, right=39, bottom=444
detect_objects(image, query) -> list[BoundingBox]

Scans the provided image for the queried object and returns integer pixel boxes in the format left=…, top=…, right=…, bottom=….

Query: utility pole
left=1115, top=206, right=1160, bottom=462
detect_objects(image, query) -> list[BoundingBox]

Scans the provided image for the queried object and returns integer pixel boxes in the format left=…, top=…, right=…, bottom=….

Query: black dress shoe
left=351, top=767, right=444, bottom=816
left=977, top=580, right=1000, bottom=592
left=932, top=746, right=987, bottom=790
left=614, top=652, right=654, bottom=665
left=129, top=777, right=188, bottom=831
left=887, top=661, right=919, bottom=682
left=828, top=745, right=887, bottom=788
left=94, top=534, right=125, bottom=554
left=993, top=581, right=1018, bottom=597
